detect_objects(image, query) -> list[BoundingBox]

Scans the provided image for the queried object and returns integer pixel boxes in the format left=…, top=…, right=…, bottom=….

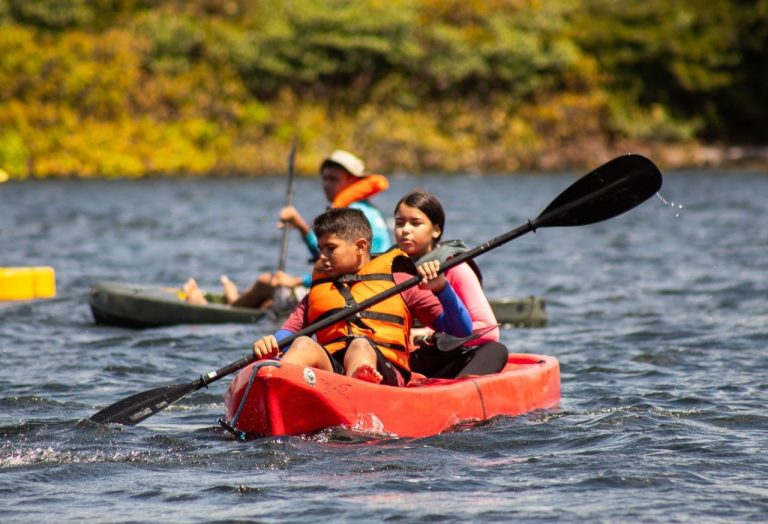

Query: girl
left=394, top=189, right=509, bottom=378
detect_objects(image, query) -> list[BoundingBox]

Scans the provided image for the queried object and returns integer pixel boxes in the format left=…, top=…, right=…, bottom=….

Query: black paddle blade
left=535, top=154, right=662, bottom=228
left=90, top=382, right=197, bottom=425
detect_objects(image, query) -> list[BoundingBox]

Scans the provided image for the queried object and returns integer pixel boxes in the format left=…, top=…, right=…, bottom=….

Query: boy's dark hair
left=313, top=208, right=372, bottom=244
left=395, top=189, right=445, bottom=243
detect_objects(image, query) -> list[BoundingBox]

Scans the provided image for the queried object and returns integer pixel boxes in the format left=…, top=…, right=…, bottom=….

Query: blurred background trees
left=0, top=0, right=766, bottom=178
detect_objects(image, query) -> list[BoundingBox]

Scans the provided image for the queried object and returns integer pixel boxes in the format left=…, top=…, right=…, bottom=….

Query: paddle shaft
left=194, top=164, right=655, bottom=387
left=193, top=187, right=588, bottom=387
left=91, top=154, right=662, bottom=424
left=277, top=140, right=297, bottom=273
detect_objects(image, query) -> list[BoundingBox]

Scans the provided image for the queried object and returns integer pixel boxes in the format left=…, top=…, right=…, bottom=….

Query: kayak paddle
left=90, top=153, right=662, bottom=426
left=272, top=139, right=298, bottom=313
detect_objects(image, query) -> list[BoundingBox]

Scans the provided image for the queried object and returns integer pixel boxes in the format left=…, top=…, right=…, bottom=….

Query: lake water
left=1, top=166, right=766, bottom=522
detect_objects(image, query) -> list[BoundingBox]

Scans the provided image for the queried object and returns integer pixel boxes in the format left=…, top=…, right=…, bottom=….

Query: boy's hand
left=417, top=260, right=446, bottom=293
left=253, top=335, right=280, bottom=359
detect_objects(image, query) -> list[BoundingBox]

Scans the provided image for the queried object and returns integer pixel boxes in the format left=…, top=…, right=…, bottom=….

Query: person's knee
left=257, top=272, right=272, bottom=285
left=345, top=338, right=375, bottom=361
left=282, top=336, right=319, bottom=365
left=289, top=336, right=315, bottom=352
left=480, top=342, right=509, bottom=366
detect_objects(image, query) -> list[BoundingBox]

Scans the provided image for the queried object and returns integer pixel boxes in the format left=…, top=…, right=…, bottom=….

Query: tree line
left=1, top=0, right=766, bottom=178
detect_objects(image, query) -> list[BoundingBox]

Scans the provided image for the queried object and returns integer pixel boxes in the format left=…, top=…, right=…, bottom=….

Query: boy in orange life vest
left=252, top=208, right=473, bottom=386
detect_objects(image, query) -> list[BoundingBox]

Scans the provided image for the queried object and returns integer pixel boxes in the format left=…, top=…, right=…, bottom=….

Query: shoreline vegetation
left=1, top=0, right=766, bottom=179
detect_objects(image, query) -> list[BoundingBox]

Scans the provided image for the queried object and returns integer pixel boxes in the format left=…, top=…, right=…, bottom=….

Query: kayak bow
left=221, top=353, right=560, bottom=439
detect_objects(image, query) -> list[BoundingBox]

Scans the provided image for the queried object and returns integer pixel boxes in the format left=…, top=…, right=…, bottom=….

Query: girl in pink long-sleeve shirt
left=394, top=189, right=508, bottom=378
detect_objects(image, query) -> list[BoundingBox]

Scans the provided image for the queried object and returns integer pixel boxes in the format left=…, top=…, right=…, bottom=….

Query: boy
left=252, top=207, right=472, bottom=386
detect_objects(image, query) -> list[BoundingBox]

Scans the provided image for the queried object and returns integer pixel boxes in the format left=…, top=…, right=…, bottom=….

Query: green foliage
left=130, top=10, right=206, bottom=74
left=229, top=0, right=420, bottom=106
left=0, top=0, right=765, bottom=178
left=570, top=0, right=746, bottom=139
left=415, top=1, right=586, bottom=101
left=7, top=0, right=94, bottom=30
left=0, top=128, right=28, bottom=177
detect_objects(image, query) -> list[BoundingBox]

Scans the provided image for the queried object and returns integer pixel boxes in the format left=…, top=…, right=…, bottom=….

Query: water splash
left=656, top=192, right=684, bottom=217
left=0, top=442, right=188, bottom=469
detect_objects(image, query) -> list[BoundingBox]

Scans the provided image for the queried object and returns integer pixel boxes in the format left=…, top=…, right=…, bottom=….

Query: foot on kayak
left=220, top=275, right=239, bottom=304
left=350, top=364, right=383, bottom=384
left=183, top=278, right=208, bottom=305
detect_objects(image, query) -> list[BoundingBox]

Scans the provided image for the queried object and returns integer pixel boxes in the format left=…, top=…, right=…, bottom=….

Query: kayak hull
left=223, top=353, right=560, bottom=438
left=88, top=282, right=266, bottom=328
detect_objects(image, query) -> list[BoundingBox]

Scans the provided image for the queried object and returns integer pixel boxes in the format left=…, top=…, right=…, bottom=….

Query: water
left=1, top=169, right=766, bottom=522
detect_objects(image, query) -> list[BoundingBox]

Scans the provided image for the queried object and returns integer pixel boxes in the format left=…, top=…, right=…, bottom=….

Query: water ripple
left=1, top=173, right=766, bottom=522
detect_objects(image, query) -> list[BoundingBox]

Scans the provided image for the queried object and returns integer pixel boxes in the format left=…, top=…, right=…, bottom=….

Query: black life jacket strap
left=323, top=335, right=407, bottom=354
left=310, top=273, right=394, bottom=287
left=358, top=310, right=405, bottom=326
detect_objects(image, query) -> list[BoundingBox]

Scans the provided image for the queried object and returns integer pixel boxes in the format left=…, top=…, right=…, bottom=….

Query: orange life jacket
left=307, top=248, right=414, bottom=370
left=331, top=174, right=389, bottom=208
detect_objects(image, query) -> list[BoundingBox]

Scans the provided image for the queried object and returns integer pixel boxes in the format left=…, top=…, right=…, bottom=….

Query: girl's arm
left=445, top=263, right=500, bottom=344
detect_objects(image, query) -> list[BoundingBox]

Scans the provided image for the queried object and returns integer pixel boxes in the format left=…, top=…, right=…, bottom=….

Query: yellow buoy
left=0, top=266, right=57, bottom=301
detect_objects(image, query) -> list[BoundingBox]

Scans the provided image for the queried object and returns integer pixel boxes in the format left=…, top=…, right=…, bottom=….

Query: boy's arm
left=268, top=296, right=309, bottom=353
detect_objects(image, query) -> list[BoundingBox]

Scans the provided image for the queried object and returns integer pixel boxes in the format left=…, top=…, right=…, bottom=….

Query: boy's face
left=317, top=233, right=368, bottom=277
left=321, top=166, right=357, bottom=202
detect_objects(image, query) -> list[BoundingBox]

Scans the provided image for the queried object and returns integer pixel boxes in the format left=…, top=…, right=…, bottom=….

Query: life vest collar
left=415, top=240, right=483, bottom=285
left=331, top=174, right=389, bottom=208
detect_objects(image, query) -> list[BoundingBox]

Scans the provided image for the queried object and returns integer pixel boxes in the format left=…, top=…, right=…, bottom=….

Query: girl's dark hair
left=395, top=189, right=445, bottom=243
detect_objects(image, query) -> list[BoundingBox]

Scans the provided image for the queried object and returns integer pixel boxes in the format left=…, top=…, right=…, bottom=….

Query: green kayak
left=491, top=296, right=547, bottom=328
left=88, top=282, right=546, bottom=329
left=88, top=282, right=267, bottom=328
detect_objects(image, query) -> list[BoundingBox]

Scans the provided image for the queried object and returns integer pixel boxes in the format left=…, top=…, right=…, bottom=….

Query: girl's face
left=394, top=203, right=441, bottom=259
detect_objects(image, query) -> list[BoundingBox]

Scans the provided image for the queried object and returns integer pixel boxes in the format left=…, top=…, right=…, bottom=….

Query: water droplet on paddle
left=656, top=192, right=684, bottom=217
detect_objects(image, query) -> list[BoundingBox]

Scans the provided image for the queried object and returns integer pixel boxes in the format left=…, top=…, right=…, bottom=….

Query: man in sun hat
left=185, top=149, right=393, bottom=310
left=282, top=149, right=392, bottom=259
left=321, top=149, right=366, bottom=177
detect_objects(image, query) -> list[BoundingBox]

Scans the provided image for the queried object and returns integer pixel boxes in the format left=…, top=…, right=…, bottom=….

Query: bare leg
left=220, top=275, right=239, bottom=304
left=280, top=336, right=335, bottom=372
left=182, top=278, right=208, bottom=305
left=229, top=272, right=275, bottom=309
left=344, top=338, right=382, bottom=384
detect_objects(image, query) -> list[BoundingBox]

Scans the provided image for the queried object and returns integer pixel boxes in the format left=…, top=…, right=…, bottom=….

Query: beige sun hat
left=320, top=149, right=366, bottom=177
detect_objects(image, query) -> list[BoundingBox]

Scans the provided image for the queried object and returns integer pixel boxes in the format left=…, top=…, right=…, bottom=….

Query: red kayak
left=221, top=353, right=560, bottom=439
